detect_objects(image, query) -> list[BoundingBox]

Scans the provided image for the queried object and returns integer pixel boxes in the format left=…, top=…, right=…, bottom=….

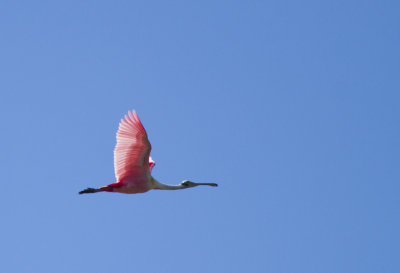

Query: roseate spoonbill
left=79, top=110, right=217, bottom=195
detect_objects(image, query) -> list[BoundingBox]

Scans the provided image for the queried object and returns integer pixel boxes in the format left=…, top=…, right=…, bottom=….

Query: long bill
left=192, top=182, right=218, bottom=187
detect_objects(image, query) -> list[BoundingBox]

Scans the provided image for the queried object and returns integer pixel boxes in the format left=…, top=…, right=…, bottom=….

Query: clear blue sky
left=1, top=1, right=399, bottom=272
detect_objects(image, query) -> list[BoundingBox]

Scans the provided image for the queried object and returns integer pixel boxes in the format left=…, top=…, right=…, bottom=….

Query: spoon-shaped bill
left=193, top=182, right=218, bottom=187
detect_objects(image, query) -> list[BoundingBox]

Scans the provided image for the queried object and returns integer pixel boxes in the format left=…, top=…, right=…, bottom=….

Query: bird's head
left=180, top=180, right=218, bottom=188
left=181, top=180, right=197, bottom=188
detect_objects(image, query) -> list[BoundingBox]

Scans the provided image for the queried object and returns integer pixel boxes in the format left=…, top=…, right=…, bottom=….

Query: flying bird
left=79, top=110, right=217, bottom=195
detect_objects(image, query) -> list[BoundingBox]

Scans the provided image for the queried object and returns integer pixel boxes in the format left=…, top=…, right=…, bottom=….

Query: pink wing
left=114, top=110, right=152, bottom=181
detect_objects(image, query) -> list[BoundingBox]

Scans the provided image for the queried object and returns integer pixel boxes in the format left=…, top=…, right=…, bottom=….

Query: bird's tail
left=79, top=186, right=113, bottom=194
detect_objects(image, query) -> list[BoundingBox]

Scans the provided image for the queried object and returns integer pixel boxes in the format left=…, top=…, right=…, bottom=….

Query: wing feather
left=113, top=110, right=152, bottom=181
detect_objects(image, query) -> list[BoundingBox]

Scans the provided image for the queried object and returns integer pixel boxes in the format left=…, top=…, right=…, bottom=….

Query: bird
left=79, top=110, right=217, bottom=195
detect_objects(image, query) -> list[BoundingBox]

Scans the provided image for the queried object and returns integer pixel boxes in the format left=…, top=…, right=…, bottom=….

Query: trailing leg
left=78, top=186, right=113, bottom=194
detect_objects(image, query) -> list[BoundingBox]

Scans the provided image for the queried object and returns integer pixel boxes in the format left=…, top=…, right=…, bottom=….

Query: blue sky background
left=1, top=1, right=399, bottom=272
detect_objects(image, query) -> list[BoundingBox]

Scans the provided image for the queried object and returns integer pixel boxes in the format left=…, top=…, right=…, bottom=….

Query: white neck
left=151, top=177, right=185, bottom=190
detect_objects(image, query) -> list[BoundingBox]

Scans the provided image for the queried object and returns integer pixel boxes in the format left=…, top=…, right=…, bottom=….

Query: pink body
left=109, top=176, right=151, bottom=194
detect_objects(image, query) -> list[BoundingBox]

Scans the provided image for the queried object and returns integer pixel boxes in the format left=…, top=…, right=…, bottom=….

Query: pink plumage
left=111, top=110, right=153, bottom=193
left=114, top=110, right=152, bottom=180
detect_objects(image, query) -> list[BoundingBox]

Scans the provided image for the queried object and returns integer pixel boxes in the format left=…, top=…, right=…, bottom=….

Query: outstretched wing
left=114, top=110, right=152, bottom=181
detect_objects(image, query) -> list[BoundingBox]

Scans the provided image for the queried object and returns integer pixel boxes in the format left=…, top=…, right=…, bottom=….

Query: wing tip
left=122, top=109, right=140, bottom=124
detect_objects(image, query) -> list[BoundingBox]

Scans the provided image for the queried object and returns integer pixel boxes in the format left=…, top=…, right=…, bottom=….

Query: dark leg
left=79, top=188, right=98, bottom=194
left=79, top=186, right=113, bottom=194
